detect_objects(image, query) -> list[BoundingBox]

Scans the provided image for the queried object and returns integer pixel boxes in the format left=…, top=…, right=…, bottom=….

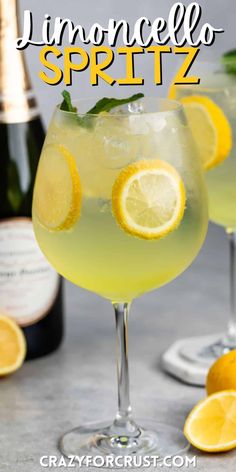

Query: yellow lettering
left=147, top=46, right=172, bottom=85
left=117, top=47, right=144, bottom=85
left=39, top=46, right=63, bottom=85
left=64, top=47, right=89, bottom=86
left=173, top=47, right=200, bottom=85
left=90, top=47, right=115, bottom=85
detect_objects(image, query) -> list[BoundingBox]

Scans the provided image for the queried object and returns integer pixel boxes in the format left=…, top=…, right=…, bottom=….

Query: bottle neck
left=0, top=0, right=39, bottom=123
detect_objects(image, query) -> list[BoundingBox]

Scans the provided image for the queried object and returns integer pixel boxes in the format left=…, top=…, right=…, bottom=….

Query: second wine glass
left=173, top=60, right=236, bottom=366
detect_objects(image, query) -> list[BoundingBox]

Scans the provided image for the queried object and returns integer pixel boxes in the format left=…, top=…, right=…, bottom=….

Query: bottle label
left=0, top=218, right=59, bottom=327
left=0, top=90, right=40, bottom=124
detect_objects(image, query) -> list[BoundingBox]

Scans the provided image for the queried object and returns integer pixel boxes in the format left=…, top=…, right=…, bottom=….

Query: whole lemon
left=206, top=350, right=236, bottom=395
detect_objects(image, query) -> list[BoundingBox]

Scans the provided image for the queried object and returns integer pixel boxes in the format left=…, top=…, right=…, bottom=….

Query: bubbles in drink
left=102, top=134, right=134, bottom=169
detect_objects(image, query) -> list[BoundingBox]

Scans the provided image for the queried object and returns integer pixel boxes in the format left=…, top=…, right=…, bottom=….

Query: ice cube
left=102, top=135, right=134, bottom=169
left=109, top=106, right=126, bottom=115
left=128, top=101, right=144, bottom=114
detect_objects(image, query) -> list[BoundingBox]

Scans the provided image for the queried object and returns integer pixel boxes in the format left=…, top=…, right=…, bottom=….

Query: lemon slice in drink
left=0, top=315, right=26, bottom=376
left=112, top=160, right=186, bottom=240
left=184, top=390, right=236, bottom=452
left=181, top=95, right=232, bottom=171
left=34, top=144, right=81, bottom=231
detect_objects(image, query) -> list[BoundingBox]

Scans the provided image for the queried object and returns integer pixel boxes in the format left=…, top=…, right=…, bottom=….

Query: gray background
left=3, top=1, right=236, bottom=471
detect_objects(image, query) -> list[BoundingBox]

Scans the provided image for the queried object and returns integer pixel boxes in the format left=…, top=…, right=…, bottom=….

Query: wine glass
left=174, top=60, right=236, bottom=365
left=32, top=97, right=208, bottom=461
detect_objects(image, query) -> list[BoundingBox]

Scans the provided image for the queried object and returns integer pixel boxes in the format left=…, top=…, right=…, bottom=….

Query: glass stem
left=112, top=303, right=140, bottom=439
left=226, top=231, right=236, bottom=345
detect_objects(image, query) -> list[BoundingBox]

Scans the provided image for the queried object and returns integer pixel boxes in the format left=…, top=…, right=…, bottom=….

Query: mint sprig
left=59, top=91, right=144, bottom=129
left=60, top=90, right=77, bottom=113
left=222, top=50, right=236, bottom=75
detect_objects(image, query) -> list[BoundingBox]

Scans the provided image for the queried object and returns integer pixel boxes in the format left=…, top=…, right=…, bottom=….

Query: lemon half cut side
left=184, top=390, right=236, bottom=452
left=0, top=315, right=26, bottom=376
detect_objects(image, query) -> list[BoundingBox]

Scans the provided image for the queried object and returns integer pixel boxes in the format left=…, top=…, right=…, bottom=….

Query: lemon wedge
left=184, top=390, right=236, bottom=452
left=181, top=95, right=232, bottom=170
left=0, top=315, right=26, bottom=376
left=112, top=159, right=186, bottom=240
left=34, top=144, right=82, bottom=231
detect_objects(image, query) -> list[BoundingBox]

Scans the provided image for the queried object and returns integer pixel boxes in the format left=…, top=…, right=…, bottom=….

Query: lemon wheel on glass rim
left=180, top=95, right=232, bottom=171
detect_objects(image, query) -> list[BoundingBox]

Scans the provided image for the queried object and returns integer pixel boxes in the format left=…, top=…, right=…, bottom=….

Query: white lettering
left=48, top=456, right=58, bottom=467
left=184, top=3, right=202, bottom=46
left=152, top=18, right=167, bottom=44
left=114, top=456, right=123, bottom=468
left=39, top=456, right=49, bottom=468
left=16, top=3, right=224, bottom=51
left=186, top=456, right=197, bottom=467
left=67, top=455, right=76, bottom=468
left=131, top=17, right=152, bottom=47
left=73, top=455, right=85, bottom=467
left=85, top=456, right=93, bottom=467
left=107, top=19, right=131, bottom=46
left=57, top=456, right=67, bottom=467
left=168, top=2, right=186, bottom=46
left=16, top=10, right=44, bottom=49
left=106, top=456, right=114, bottom=468
left=42, top=14, right=52, bottom=44
left=163, top=455, right=172, bottom=467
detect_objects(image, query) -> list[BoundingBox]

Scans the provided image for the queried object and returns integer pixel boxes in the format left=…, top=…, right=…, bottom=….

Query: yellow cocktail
left=33, top=99, right=207, bottom=302
left=174, top=61, right=236, bottom=360
left=175, top=72, right=236, bottom=231
left=32, top=96, right=208, bottom=460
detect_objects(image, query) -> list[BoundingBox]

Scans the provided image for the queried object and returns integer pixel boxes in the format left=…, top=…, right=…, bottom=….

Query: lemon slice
left=184, top=391, right=236, bottom=452
left=34, top=144, right=82, bottom=231
left=181, top=95, right=232, bottom=171
left=0, top=315, right=26, bottom=376
left=112, top=160, right=186, bottom=240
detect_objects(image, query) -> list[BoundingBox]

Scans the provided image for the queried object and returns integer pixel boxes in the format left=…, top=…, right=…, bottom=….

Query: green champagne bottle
left=0, top=0, right=64, bottom=359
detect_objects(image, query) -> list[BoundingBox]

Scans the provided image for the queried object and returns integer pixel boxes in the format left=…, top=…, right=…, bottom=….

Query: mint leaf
left=60, top=90, right=77, bottom=112
left=222, top=50, right=236, bottom=75
left=76, top=115, right=94, bottom=129
left=86, top=93, right=144, bottom=115
left=60, top=91, right=144, bottom=129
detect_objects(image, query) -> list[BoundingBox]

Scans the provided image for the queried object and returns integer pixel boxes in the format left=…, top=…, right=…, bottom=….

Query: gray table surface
left=0, top=223, right=235, bottom=472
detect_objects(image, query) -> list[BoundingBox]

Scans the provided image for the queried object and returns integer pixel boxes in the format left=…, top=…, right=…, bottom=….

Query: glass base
left=59, top=419, right=189, bottom=465
left=180, top=333, right=236, bottom=366
left=200, top=338, right=236, bottom=359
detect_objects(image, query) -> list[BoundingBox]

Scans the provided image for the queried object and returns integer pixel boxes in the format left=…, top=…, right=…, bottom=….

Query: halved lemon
left=184, top=391, right=236, bottom=452
left=0, top=315, right=26, bottom=376
left=181, top=95, right=232, bottom=171
left=206, top=350, right=236, bottom=395
left=34, top=144, right=82, bottom=231
left=112, top=159, right=186, bottom=240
